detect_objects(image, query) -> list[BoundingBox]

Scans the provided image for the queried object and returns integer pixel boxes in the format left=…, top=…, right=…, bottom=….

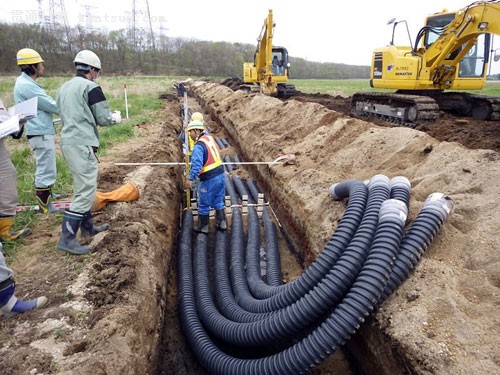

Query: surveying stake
left=183, top=90, right=191, bottom=209
left=124, top=83, right=129, bottom=120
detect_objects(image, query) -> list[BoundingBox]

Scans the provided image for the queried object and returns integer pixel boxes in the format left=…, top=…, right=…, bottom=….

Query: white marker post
left=124, top=83, right=129, bottom=120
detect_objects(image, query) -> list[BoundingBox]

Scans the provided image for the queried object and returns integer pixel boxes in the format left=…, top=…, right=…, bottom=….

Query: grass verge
left=1, top=75, right=174, bottom=258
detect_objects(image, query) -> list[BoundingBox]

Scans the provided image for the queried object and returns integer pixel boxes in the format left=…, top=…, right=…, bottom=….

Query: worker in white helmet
left=55, top=50, right=121, bottom=255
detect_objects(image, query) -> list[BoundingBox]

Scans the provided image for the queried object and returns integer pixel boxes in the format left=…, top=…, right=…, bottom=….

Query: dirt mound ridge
left=190, top=80, right=500, bottom=374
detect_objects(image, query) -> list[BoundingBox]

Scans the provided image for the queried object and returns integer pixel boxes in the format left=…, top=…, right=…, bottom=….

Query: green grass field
left=0, top=75, right=175, bottom=252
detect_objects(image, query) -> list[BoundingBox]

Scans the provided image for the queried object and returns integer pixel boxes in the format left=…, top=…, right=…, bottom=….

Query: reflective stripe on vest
left=198, top=135, right=222, bottom=174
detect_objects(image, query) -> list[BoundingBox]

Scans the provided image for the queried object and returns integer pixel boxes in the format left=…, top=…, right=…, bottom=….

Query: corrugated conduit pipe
left=179, top=197, right=444, bottom=374
left=380, top=192, right=454, bottom=301
left=229, top=176, right=389, bottom=314
left=193, top=179, right=403, bottom=348
left=212, top=175, right=354, bottom=322
left=243, top=178, right=283, bottom=287
left=211, top=176, right=408, bottom=325
left=223, top=176, right=368, bottom=310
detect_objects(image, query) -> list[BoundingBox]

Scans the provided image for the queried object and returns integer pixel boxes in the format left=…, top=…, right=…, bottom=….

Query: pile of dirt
left=190, top=80, right=500, bottom=374
left=290, top=92, right=500, bottom=153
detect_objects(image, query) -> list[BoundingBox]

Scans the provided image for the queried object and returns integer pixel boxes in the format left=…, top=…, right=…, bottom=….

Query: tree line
left=0, top=22, right=370, bottom=79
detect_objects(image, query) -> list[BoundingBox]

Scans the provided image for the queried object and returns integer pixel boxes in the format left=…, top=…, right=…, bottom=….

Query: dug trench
left=0, top=80, right=499, bottom=374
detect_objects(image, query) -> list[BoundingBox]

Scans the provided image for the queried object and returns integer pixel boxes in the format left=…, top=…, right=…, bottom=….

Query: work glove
left=111, top=110, right=122, bottom=124
left=11, top=123, right=24, bottom=139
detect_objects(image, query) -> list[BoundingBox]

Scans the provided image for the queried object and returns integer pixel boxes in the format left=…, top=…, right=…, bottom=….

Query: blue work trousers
left=197, top=173, right=225, bottom=215
left=28, top=134, right=57, bottom=188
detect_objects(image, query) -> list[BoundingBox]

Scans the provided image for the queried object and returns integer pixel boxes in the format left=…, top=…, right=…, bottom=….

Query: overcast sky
left=1, top=0, right=499, bottom=74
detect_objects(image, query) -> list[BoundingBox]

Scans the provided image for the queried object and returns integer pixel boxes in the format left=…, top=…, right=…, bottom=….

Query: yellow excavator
left=352, top=1, right=500, bottom=126
left=242, top=9, right=296, bottom=98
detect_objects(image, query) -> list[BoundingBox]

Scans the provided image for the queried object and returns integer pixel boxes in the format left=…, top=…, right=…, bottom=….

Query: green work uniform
left=56, top=74, right=116, bottom=213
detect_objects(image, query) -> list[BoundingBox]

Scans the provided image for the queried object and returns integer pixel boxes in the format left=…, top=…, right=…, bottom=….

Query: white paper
left=0, top=114, right=21, bottom=139
left=8, top=97, right=38, bottom=121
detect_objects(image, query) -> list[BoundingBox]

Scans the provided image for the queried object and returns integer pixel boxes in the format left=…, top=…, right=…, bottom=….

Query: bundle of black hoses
left=177, top=174, right=454, bottom=374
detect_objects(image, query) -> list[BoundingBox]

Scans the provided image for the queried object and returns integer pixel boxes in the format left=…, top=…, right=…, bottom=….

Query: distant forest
left=0, top=23, right=370, bottom=79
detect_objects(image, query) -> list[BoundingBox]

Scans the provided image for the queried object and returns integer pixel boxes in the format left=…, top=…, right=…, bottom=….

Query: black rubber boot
left=35, top=187, right=55, bottom=213
left=56, top=211, right=90, bottom=255
left=216, top=209, right=227, bottom=231
left=196, top=214, right=209, bottom=234
left=80, top=211, right=109, bottom=238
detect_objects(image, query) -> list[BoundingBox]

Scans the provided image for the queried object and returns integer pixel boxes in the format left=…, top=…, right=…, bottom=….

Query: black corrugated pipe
left=211, top=175, right=262, bottom=322
left=223, top=178, right=367, bottom=308
left=224, top=174, right=239, bottom=206
left=244, top=178, right=283, bottom=287
left=381, top=193, right=454, bottom=301
left=223, top=155, right=234, bottom=173
left=244, top=206, right=266, bottom=295
left=179, top=199, right=424, bottom=374
left=244, top=178, right=260, bottom=203
left=231, top=176, right=389, bottom=313
left=215, top=136, right=225, bottom=149
left=213, top=206, right=271, bottom=323
left=262, top=208, right=282, bottom=286
left=195, top=179, right=399, bottom=347
left=213, top=180, right=368, bottom=322
left=390, top=176, right=411, bottom=208
left=231, top=174, right=249, bottom=200
left=233, top=154, right=241, bottom=168
left=245, top=207, right=282, bottom=293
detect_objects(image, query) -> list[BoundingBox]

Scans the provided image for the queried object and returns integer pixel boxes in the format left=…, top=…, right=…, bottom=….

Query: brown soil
left=1, top=82, right=499, bottom=375
left=0, top=97, right=184, bottom=374
left=291, top=92, right=500, bottom=153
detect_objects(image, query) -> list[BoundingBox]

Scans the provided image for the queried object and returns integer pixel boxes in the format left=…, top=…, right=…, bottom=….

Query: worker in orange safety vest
left=184, top=120, right=226, bottom=233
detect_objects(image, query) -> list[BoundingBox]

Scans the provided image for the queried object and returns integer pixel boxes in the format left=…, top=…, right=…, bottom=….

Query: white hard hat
left=74, top=50, right=101, bottom=70
left=187, top=120, right=205, bottom=131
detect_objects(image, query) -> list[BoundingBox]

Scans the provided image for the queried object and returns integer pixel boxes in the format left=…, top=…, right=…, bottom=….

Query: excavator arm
left=424, top=1, right=500, bottom=84
left=242, top=10, right=296, bottom=98
left=254, top=9, right=274, bottom=89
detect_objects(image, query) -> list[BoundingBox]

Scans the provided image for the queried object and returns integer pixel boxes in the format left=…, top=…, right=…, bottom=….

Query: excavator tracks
left=351, top=92, right=440, bottom=128
left=432, top=92, right=500, bottom=121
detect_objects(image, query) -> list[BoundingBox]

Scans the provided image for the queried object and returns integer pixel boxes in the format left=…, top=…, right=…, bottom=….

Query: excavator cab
left=423, top=12, right=491, bottom=79
left=271, top=47, right=289, bottom=77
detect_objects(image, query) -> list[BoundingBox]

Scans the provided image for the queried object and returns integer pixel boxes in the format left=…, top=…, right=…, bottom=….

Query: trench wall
left=188, top=80, right=500, bottom=375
